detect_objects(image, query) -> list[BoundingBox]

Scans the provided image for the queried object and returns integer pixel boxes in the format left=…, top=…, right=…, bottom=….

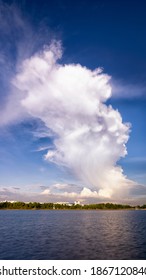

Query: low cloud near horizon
left=1, top=182, right=146, bottom=205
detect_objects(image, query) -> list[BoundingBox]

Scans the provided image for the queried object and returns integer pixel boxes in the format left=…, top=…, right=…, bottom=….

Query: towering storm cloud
left=13, top=41, right=131, bottom=198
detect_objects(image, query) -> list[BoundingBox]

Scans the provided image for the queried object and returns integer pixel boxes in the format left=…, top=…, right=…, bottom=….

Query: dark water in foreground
left=0, top=210, right=146, bottom=259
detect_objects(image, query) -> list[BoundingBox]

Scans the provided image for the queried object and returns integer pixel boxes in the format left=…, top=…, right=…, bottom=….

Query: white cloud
left=111, top=79, right=146, bottom=99
left=52, top=183, right=72, bottom=190
left=1, top=182, right=146, bottom=205
left=10, top=41, right=136, bottom=199
left=0, top=2, right=57, bottom=126
left=41, top=189, right=51, bottom=195
left=80, top=187, right=99, bottom=198
left=36, top=145, right=53, bottom=152
left=40, top=185, right=99, bottom=199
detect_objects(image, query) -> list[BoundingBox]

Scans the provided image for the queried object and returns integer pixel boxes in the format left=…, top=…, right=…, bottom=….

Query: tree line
left=0, top=201, right=146, bottom=210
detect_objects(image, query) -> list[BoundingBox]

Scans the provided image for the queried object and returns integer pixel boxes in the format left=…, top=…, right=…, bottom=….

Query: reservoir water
left=0, top=210, right=146, bottom=259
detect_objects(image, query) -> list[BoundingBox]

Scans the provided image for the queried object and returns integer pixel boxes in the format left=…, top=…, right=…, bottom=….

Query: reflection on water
left=0, top=210, right=146, bottom=259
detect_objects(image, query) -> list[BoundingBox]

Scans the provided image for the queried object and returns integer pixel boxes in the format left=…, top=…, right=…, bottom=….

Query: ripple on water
left=0, top=210, right=146, bottom=259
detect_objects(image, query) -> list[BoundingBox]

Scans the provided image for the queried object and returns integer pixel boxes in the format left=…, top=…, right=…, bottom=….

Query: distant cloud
left=41, top=186, right=100, bottom=199
left=123, top=156, right=146, bottom=163
left=36, top=145, right=53, bottom=152
left=111, top=79, right=146, bottom=99
left=130, top=185, right=146, bottom=197
left=41, top=189, right=51, bottom=195
left=1, top=182, right=146, bottom=205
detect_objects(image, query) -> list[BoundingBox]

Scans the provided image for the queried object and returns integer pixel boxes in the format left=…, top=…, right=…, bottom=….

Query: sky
left=0, top=0, right=146, bottom=204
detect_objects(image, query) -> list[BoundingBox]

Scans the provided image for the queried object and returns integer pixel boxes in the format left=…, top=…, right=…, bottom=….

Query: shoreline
left=0, top=202, right=146, bottom=211
left=0, top=208, right=146, bottom=211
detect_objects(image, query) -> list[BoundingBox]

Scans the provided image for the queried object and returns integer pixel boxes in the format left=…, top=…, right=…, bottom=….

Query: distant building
left=55, top=202, right=74, bottom=206
left=0, top=200, right=17, bottom=203
left=74, top=201, right=84, bottom=206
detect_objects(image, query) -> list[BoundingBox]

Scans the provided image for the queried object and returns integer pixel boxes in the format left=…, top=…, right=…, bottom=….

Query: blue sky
left=0, top=0, right=146, bottom=204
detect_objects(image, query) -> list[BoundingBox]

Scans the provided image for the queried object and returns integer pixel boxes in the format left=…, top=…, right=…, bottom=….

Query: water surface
left=0, top=210, right=146, bottom=259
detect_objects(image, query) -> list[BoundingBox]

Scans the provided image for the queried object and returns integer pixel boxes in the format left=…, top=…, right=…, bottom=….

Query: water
left=0, top=210, right=146, bottom=259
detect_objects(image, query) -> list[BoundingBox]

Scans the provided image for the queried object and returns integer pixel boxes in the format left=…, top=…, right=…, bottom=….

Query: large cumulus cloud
left=11, top=41, right=134, bottom=198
